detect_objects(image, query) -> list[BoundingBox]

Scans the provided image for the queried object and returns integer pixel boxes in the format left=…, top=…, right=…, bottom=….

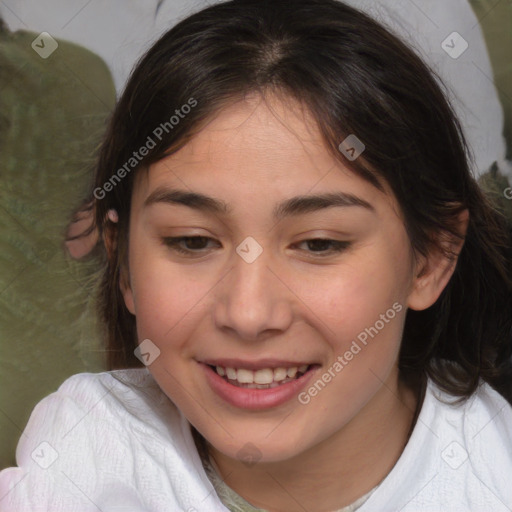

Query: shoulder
left=0, top=369, right=194, bottom=511
left=365, top=378, right=512, bottom=511
left=426, top=378, right=512, bottom=458
left=53, top=367, right=163, bottom=410
left=428, top=379, right=512, bottom=451
left=460, top=382, right=512, bottom=489
left=42, top=368, right=179, bottom=436
left=57, top=366, right=153, bottom=392
left=425, top=379, right=512, bottom=508
left=13, top=368, right=182, bottom=466
left=462, top=381, right=512, bottom=438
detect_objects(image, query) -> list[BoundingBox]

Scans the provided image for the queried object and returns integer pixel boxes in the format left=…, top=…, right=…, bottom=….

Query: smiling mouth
left=207, top=364, right=313, bottom=389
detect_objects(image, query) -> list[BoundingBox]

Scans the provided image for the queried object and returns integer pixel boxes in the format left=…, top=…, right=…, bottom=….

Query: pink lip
left=201, top=358, right=313, bottom=370
left=199, top=362, right=319, bottom=410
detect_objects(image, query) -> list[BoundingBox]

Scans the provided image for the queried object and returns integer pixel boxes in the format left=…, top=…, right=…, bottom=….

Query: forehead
left=160, top=93, right=334, bottom=181
left=132, top=92, right=396, bottom=215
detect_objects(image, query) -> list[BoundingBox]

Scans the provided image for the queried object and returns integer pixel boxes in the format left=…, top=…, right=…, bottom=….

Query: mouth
left=207, top=364, right=312, bottom=389
left=199, top=358, right=320, bottom=409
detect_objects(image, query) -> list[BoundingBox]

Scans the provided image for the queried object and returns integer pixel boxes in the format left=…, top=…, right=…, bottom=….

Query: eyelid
left=292, top=239, right=351, bottom=257
left=161, top=235, right=351, bottom=258
left=161, top=236, right=219, bottom=256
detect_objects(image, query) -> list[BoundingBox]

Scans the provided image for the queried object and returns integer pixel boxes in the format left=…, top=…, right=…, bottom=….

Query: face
left=122, top=93, right=427, bottom=464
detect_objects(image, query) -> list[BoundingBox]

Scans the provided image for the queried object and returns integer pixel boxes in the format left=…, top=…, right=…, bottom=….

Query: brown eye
left=162, top=236, right=220, bottom=255
left=294, top=239, right=350, bottom=257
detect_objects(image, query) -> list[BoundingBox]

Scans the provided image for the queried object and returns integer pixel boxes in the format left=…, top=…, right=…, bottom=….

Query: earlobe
left=103, top=209, right=118, bottom=261
left=120, top=268, right=136, bottom=315
left=102, top=209, right=136, bottom=315
left=407, top=251, right=458, bottom=311
left=407, top=209, right=469, bottom=311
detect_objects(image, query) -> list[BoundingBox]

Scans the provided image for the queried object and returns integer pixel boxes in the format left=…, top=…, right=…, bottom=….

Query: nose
left=213, top=244, right=294, bottom=341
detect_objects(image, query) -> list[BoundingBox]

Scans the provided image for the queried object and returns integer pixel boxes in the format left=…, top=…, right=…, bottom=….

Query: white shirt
left=1, top=368, right=511, bottom=512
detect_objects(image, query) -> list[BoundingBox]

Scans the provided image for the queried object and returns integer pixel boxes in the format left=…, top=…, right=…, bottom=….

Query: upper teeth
left=215, top=365, right=309, bottom=384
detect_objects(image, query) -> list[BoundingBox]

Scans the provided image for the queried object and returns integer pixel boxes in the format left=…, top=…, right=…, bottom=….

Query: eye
left=162, top=236, right=220, bottom=256
left=294, top=238, right=351, bottom=257
left=162, top=236, right=351, bottom=258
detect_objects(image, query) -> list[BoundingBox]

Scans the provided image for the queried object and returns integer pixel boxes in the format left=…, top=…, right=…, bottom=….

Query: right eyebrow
left=143, top=186, right=374, bottom=219
left=144, top=187, right=232, bottom=215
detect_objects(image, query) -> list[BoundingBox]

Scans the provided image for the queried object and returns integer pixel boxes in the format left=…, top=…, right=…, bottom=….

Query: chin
left=205, top=427, right=310, bottom=465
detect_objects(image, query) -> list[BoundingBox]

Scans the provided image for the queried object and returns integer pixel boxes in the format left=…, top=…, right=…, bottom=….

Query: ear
left=407, top=209, right=469, bottom=311
left=64, top=201, right=98, bottom=260
left=120, top=265, right=136, bottom=315
left=102, top=209, right=136, bottom=315
left=103, top=209, right=118, bottom=260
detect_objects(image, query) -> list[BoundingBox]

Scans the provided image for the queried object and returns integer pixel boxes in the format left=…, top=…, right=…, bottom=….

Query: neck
left=205, top=371, right=420, bottom=512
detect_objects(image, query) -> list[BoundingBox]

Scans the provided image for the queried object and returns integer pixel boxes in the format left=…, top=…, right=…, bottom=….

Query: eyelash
left=162, top=236, right=350, bottom=258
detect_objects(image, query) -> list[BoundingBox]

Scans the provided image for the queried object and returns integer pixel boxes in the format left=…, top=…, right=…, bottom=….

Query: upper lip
left=200, top=358, right=315, bottom=370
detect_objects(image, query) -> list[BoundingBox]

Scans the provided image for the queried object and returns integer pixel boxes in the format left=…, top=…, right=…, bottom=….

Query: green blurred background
left=0, top=27, right=115, bottom=468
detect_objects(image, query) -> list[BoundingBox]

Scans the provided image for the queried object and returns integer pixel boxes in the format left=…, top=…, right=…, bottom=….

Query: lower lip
left=199, top=362, right=319, bottom=410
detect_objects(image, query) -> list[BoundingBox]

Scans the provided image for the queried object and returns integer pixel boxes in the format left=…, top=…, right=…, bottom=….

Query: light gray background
left=1, top=0, right=508, bottom=176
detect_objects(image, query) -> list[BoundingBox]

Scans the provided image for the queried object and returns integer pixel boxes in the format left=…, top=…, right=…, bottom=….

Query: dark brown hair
left=87, top=0, right=512, bottom=403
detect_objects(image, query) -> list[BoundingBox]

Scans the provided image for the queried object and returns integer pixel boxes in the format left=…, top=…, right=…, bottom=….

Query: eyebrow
left=143, top=186, right=375, bottom=219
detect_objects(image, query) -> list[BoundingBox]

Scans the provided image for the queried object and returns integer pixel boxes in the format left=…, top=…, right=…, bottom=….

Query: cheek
left=301, top=274, right=407, bottom=417
left=127, top=238, right=186, bottom=339
left=302, top=253, right=406, bottom=340
left=297, top=245, right=410, bottom=394
left=130, top=269, right=198, bottom=342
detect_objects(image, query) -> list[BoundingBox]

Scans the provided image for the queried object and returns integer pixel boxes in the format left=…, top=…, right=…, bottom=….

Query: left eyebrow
left=273, top=192, right=375, bottom=219
left=143, top=186, right=375, bottom=219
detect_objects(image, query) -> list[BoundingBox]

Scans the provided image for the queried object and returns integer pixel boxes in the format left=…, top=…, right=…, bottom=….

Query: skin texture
left=121, top=92, right=465, bottom=512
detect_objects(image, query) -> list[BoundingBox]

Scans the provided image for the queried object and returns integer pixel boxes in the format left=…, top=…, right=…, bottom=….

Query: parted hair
left=86, top=0, right=512, bottom=403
